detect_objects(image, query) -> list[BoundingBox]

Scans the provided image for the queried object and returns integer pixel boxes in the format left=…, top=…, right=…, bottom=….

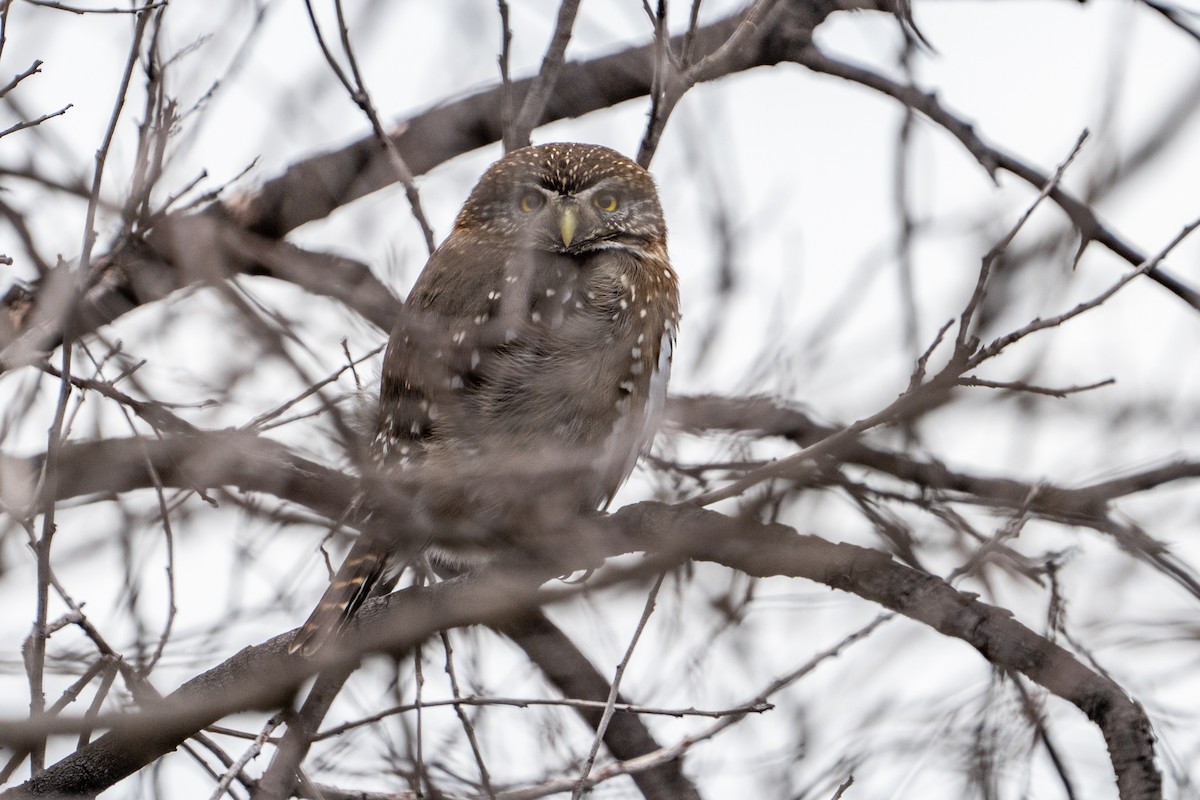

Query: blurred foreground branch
left=0, top=425, right=1165, bottom=799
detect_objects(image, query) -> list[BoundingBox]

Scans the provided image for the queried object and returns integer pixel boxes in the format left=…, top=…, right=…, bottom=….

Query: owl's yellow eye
left=518, top=191, right=545, bottom=213
left=593, top=192, right=619, bottom=212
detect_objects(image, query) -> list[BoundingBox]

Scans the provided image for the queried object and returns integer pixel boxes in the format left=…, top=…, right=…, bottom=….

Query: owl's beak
left=558, top=206, right=579, bottom=248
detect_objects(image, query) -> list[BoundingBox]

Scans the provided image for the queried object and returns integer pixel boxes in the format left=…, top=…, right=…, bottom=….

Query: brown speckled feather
left=289, top=143, right=678, bottom=656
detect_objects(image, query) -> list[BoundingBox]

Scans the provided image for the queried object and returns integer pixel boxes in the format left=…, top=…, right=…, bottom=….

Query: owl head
left=454, top=142, right=666, bottom=257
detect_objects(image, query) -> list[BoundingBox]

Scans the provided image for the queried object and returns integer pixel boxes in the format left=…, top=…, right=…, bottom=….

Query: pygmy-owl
left=289, top=142, right=679, bottom=656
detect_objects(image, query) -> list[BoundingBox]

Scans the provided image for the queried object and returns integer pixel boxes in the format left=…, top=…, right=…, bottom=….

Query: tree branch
left=0, top=493, right=1161, bottom=799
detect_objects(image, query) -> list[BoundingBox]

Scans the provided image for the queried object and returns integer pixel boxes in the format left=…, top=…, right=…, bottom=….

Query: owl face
left=455, top=143, right=667, bottom=257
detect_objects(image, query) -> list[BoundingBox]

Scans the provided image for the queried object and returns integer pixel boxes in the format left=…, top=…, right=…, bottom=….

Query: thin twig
left=571, top=574, right=664, bottom=800
left=240, top=343, right=384, bottom=431
left=0, top=657, right=110, bottom=783
left=535, top=615, right=889, bottom=800
left=414, top=638, right=427, bottom=796
left=797, top=46, right=1200, bottom=311
left=440, top=631, right=496, bottom=799
left=830, top=775, right=855, bottom=800
left=958, top=376, right=1115, bottom=399
left=956, top=129, right=1090, bottom=351
left=894, top=37, right=920, bottom=363
left=313, top=695, right=771, bottom=740
left=971, top=216, right=1200, bottom=366
left=209, top=715, right=285, bottom=800
left=510, top=0, right=582, bottom=148
left=1143, top=0, right=1200, bottom=43
left=302, top=0, right=436, bottom=253
left=497, top=0, right=516, bottom=151
left=0, top=104, right=72, bottom=139
left=636, top=0, right=676, bottom=167
left=0, top=59, right=42, bottom=98
left=75, top=662, right=118, bottom=749
left=681, top=0, right=705, bottom=66
left=21, top=0, right=167, bottom=13
left=25, top=5, right=156, bottom=775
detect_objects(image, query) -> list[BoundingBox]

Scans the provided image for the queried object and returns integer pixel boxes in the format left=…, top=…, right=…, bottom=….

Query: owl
left=289, top=143, right=679, bottom=656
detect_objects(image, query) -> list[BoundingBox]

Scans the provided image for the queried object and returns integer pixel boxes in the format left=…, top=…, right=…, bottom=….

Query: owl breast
left=447, top=246, right=677, bottom=507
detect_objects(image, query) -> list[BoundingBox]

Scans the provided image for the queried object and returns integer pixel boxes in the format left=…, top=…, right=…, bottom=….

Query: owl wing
left=616, top=323, right=674, bottom=495
left=290, top=236, right=506, bottom=657
left=375, top=235, right=509, bottom=461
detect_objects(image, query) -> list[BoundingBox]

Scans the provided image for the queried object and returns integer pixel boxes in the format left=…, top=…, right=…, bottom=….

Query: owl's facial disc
left=508, top=177, right=651, bottom=256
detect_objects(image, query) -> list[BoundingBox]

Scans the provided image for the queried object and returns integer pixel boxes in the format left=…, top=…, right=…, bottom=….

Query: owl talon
left=559, top=568, right=595, bottom=585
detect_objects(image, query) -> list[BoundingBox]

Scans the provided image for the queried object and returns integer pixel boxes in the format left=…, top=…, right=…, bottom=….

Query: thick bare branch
left=0, top=495, right=1161, bottom=799
left=0, top=0, right=827, bottom=371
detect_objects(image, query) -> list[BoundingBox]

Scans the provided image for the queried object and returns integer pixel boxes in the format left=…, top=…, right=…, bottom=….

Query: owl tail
left=288, top=539, right=392, bottom=657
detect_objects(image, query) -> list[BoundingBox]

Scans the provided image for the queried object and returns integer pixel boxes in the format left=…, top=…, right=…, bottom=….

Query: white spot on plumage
left=450, top=375, right=464, bottom=390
